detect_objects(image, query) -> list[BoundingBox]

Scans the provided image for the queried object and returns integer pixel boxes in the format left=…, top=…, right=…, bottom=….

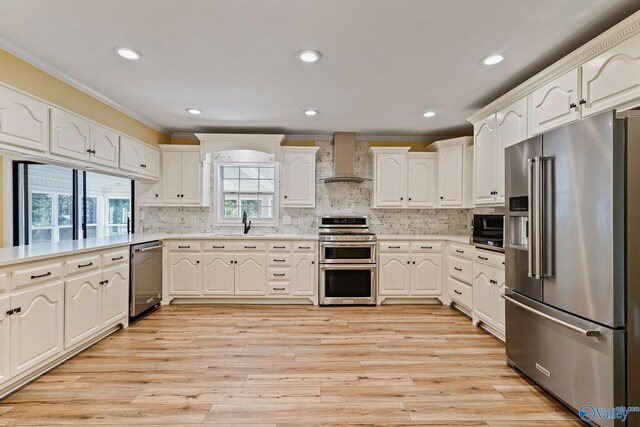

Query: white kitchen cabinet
left=50, top=108, right=91, bottom=162
left=496, top=98, right=528, bottom=202
left=291, top=253, right=316, bottom=296
left=529, top=68, right=580, bottom=136
left=581, top=32, right=640, bottom=117
left=89, top=123, right=119, bottom=168
left=370, top=148, right=409, bottom=208
left=202, top=253, right=235, bottom=295
left=0, top=85, right=49, bottom=152
left=139, top=181, right=162, bottom=206
left=429, top=137, right=473, bottom=208
left=472, top=263, right=496, bottom=325
left=473, top=115, right=498, bottom=205
left=0, top=296, right=10, bottom=385
left=234, top=254, right=266, bottom=295
left=64, top=271, right=102, bottom=349
left=161, top=146, right=210, bottom=206
left=119, top=136, right=160, bottom=179
left=411, top=253, right=441, bottom=295
left=406, top=154, right=437, bottom=208
left=168, top=253, right=202, bottom=295
left=280, top=147, right=318, bottom=208
left=101, top=264, right=129, bottom=326
left=495, top=269, right=506, bottom=334
left=10, top=281, right=64, bottom=377
left=378, top=253, right=411, bottom=295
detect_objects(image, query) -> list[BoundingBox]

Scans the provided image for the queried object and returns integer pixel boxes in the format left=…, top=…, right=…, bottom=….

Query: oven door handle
left=319, top=264, right=376, bottom=270
left=320, top=242, right=377, bottom=248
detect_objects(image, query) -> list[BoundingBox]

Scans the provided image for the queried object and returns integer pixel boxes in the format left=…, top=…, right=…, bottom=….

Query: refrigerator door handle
left=534, top=157, right=543, bottom=279
left=502, top=294, right=600, bottom=337
left=537, top=156, right=552, bottom=279
left=527, top=158, right=537, bottom=278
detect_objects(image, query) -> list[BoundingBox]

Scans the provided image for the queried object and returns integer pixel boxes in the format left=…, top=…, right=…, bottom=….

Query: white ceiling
left=0, top=0, right=638, bottom=137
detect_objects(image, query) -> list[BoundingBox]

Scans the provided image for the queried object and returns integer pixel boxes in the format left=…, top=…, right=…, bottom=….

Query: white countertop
left=376, top=234, right=470, bottom=244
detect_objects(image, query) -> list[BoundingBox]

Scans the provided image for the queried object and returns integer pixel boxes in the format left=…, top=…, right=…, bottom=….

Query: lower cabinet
left=378, top=243, right=442, bottom=299
left=202, top=253, right=235, bottom=295
left=169, top=253, right=202, bottom=295
left=101, top=264, right=129, bottom=326
left=472, top=256, right=506, bottom=338
left=235, top=254, right=266, bottom=295
left=378, top=253, right=411, bottom=295
left=411, top=254, right=441, bottom=295
left=10, top=282, right=64, bottom=377
left=0, top=296, right=11, bottom=385
left=291, top=254, right=315, bottom=296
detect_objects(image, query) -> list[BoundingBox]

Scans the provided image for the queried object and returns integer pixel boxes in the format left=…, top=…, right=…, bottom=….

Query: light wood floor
left=0, top=304, right=581, bottom=426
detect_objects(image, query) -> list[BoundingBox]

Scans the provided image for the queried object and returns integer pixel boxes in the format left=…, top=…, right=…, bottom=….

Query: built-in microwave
left=471, top=207, right=505, bottom=252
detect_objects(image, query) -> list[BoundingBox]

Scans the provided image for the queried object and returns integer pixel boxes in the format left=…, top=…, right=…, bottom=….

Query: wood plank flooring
left=0, top=304, right=581, bottom=426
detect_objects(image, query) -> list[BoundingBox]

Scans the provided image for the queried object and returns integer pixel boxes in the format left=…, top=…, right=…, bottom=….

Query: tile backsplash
left=139, top=141, right=471, bottom=235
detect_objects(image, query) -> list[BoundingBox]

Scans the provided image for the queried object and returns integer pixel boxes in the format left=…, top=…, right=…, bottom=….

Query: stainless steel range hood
left=321, top=132, right=371, bottom=183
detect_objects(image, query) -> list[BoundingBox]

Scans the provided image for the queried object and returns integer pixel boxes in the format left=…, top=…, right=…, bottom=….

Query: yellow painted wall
left=170, top=137, right=200, bottom=145
left=0, top=49, right=169, bottom=146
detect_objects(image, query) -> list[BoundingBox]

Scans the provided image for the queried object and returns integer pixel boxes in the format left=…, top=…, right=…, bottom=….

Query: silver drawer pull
left=245, top=245, right=257, bottom=249
left=178, top=245, right=191, bottom=249
left=454, top=267, right=462, bottom=271
left=111, top=256, right=124, bottom=261
left=454, top=290, right=463, bottom=295
left=31, top=272, right=52, bottom=280
left=273, top=273, right=286, bottom=277
left=273, top=287, right=286, bottom=291
left=78, top=262, right=94, bottom=268
left=502, top=295, right=600, bottom=337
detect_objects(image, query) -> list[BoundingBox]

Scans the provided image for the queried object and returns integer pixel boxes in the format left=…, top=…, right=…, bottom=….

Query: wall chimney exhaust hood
left=321, top=132, right=371, bottom=183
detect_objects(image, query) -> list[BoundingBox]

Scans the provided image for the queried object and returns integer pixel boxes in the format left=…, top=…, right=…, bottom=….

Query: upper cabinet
left=406, top=154, right=438, bottom=208
left=581, top=32, right=640, bottom=117
left=0, top=85, right=49, bottom=152
left=50, top=108, right=91, bottom=162
left=89, top=123, right=119, bottom=168
left=429, top=137, right=473, bottom=208
left=370, top=148, right=409, bottom=208
left=528, top=68, right=580, bottom=136
left=280, top=146, right=319, bottom=208
left=161, top=146, right=210, bottom=206
left=119, top=136, right=160, bottom=180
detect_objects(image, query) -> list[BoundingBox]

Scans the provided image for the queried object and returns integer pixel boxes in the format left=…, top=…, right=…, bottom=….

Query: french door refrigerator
left=504, top=110, right=640, bottom=427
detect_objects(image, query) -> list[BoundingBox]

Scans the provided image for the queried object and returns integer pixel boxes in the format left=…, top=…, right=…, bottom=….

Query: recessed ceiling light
left=297, top=50, right=322, bottom=63
left=186, top=108, right=202, bottom=115
left=423, top=111, right=436, bottom=118
left=114, top=47, right=142, bottom=60
left=482, top=54, right=504, bottom=66
left=304, top=109, right=318, bottom=116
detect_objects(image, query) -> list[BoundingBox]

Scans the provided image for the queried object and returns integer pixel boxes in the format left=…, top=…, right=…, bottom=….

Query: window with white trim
left=216, top=163, right=278, bottom=225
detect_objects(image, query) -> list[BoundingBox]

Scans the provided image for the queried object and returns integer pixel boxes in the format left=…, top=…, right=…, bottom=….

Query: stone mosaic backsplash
left=139, top=141, right=471, bottom=235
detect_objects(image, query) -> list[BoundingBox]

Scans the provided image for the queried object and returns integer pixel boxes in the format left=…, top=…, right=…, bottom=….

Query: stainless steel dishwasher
left=130, top=240, right=163, bottom=318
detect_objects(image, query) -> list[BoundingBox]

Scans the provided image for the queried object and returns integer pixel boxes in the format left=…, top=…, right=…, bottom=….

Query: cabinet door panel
left=473, top=115, right=497, bottom=205
left=495, top=269, right=506, bottom=334
left=282, top=152, right=315, bottom=207
left=119, top=137, right=143, bottom=174
left=102, top=264, right=129, bottom=326
left=292, top=253, right=315, bottom=296
left=472, top=264, right=496, bottom=325
left=181, top=152, right=202, bottom=204
left=139, top=181, right=162, bottom=205
left=64, top=272, right=102, bottom=349
left=496, top=98, right=528, bottom=203
left=203, top=253, right=235, bottom=295
left=582, top=32, right=640, bottom=117
left=141, top=146, right=160, bottom=178
left=407, top=157, right=437, bottom=208
left=529, top=68, right=579, bottom=135
left=375, top=154, right=406, bottom=207
left=378, top=254, right=410, bottom=295
left=0, top=296, right=10, bottom=385
left=169, top=253, right=202, bottom=295
left=11, top=282, right=64, bottom=376
left=90, top=123, right=119, bottom=168
left=0, top=85, right=49, bottom=151
left=412, top=254, right=441, bottom=295
left=234, top=254, right=266, bottom=295
left=50, top=109, right=91, bottom=161
left=438, top=145, right=464, bottom=206
left=162, top=151, right=182, bottom=203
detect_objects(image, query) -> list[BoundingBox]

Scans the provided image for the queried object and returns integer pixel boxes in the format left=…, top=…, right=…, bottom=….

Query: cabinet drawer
left=102, top=249, right=129, bottom=268
left=268, top=268, right=291, bottom=280
left=449, top=243, right=474, bottom=260
left=13, top=262, right=63, bottom=290
left=411, top=242, right=442, bottom=253
left=268, top=281, right=291, bottom=295
left=448, top=277, right=472, bottom=309
left=203, top=241, right=233, bottom=251
left=268, top=242, right=292, bottom=252
left=475, top=250, right=505, bottom=269
left=448, top=256, right=472, bottom=284
left=237, top=242, right=267, bottom=251
left=65, top=254, right=101, bottom=276
left=268, top=254, right=291, bottom=266
left=379, top=242, right=410, bottom=252
left=293, top=242, right=316, bottom=252
left=168, top=241, right=202, bottom=252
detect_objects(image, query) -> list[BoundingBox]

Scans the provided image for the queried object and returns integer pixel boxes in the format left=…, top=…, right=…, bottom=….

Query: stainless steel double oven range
left=318, top=216, right=377, bottom=305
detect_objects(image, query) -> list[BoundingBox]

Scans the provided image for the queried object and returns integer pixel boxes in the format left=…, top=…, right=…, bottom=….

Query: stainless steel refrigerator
left=504, top=110, right=640, bottom=427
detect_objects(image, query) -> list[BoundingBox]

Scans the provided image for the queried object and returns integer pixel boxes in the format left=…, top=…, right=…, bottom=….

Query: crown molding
left=0, top=37, right=170, bottom=135
left=466, top=10, right=640, bottom=123
left=171, top=132, right=199, bottom=139
left=176, top=133, right=448, bottom=142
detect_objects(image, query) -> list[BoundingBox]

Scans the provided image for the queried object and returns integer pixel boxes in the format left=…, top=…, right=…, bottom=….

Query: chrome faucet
left=242, top=210, right=252, bottom=234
